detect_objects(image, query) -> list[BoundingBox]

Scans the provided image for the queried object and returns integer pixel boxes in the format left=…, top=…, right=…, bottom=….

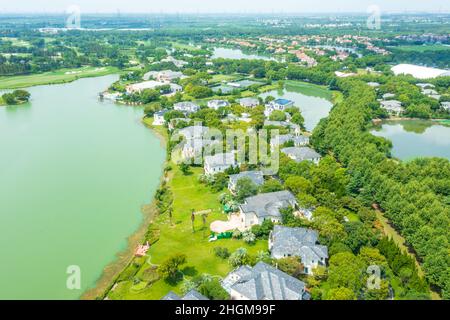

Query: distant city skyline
left=1, top=0, right=449, bottom=14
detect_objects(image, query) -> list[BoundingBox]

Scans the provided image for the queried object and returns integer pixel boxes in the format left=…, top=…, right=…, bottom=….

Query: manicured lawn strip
left=0, top=66, right=119, bottom=89
left=108, top=166, right=267, bottom=300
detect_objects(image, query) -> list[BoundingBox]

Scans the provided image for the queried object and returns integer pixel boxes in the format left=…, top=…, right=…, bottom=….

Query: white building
left=204, top=153, right=236, bottom=175
left=207, top=100, right=230, bottom=110
left=174, top=102, right=200, bottom=114
left=238, top=98, right=260, bottom=108
left=392, top=64, right=450, bottom=79
left=153, top=110, right=168, bottom=126
left=281, top=147, right=321, bottom=164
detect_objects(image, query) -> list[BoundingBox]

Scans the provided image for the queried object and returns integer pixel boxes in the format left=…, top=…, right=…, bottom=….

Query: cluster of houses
left=163, top=223, right=329, bottom=300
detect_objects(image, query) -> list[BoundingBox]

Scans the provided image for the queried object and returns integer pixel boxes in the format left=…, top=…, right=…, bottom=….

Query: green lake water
left=259, top=81, right=334, bottom=131
left=0, top=75, right=165, bottom=299
left=371, top=120, right=450, bottom=160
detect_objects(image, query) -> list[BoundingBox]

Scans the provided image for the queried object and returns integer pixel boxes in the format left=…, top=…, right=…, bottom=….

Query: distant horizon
left=1, top=0, right=449, bottom=15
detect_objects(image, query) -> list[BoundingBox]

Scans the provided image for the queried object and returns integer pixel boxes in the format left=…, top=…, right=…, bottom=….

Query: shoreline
left=81, top=117, right=168, bottom=300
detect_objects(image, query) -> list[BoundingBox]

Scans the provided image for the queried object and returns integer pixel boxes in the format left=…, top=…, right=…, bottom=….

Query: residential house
left=239, top=98, right=260, bottom=108
left=204, top=153, right=236, bottom=175
left=168, top=118, right=191, bottom=131
left=367, top=82, right=380, bottom=88
left=161, top=56, right=189, bottom=68
left=264, top=99, right=294, bottom=117
left=221, top=262, right=309, bottom=300
left=228, top=171, right=265, bottom=194
left=380, top=100, right=403, bottom=116
left=178, top=125, right=210, bottom=140
left=208, top=99, right=230, bottom=110
left=270, top=134, right=309, bottom=151
left=238, top=191, right=297, bottom=229
left=182, top=138, right=220, bottom=161
left=382, top=93, right=396, bottom=100
left=162, top=290, right=209, bottom=301
left=126, top=80, right=167, bottom=94
left=264, top=121, right=302, bottom=136
left=174, top=102, right=200, bottom=114
left=269, top=226, right=328, bottom=275
left=153, top=110, right=168, bottom=126
left=281, top=147, right=321, bottom=164
left=441, top=102, right=450, bottom=112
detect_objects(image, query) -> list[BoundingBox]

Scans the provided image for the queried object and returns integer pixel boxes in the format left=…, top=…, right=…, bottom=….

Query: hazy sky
left=0, top=0, right=449, bottom=14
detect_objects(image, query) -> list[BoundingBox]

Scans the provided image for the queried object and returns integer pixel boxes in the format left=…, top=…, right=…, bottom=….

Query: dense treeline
left=312, top=78, right=450, bottom=298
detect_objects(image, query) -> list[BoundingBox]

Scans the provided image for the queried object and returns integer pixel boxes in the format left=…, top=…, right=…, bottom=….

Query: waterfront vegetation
left=0, top=13, right=449, bottom=301
left=0, top=66, right=118, bottom=89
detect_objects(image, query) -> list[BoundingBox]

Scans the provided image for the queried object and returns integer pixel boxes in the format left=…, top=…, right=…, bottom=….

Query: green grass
left=391, top=44, right=450, bottom=52
left=0, top=66, right=119, bottom=89
left=171, top=42, right=200, bottom=51
left=107, top=166, right=267, bottom=300
left=210, top=74, right=239, bottom=84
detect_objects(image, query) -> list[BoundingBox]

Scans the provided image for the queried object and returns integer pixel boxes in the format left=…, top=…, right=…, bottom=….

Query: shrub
left=214, top=247, right=231, bottom=259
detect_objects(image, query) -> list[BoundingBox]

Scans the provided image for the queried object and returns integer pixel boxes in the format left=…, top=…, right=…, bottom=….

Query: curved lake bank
left=259, top=81, right=334, bottom=131
left=371, top=120, right=450, bottom=160
left=0, top=75, right=166, bottom=299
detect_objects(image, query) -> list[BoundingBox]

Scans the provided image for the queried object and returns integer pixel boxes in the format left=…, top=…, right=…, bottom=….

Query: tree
left=235, top=178, right=258, bottom=202
left=276, top=257, right=304, bottom=278
left=158, top=253, right=187, bottom=280
left=198, top=279, right=230, bottom=300
left=269, top=110, right=287, bottom=121
left=285, top=176, right=313, bottom=195
left=326, top=252, right=365, bottom=293
left=179, top=163, right=191, bottom=176
left=229, top=248, right=250, bottom=268
left=260, top=179, right=284, bottom=193
left=242, top=231, right=256, bottom=244
left=251, top=219, right=274, bottom=239
left=326, top=287, right=357, bottom=300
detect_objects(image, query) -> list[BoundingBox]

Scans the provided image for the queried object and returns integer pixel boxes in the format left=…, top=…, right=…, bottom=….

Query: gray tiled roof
left=229, top=171, right=265, bottom=187
left=178, top=126, right=210, bottom=140
left=204, top=152, right=236, bottom=168
left=271, top=134, right=309, bottom=147
left=240, top=191, right=296, bottom=219
left=223, top=262, right=307, bottom=300
left=162, top=289, right=209, bottom=300
left=281, top=147, right=321, bottom=162
left=270, top=226, right=328, bottom=266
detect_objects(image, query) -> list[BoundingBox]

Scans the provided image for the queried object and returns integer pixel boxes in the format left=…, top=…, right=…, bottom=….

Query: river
left=259, top=81, right=334, bottom=131
left=371, top=120, right=450, bottom=160
left=0, top=75, right=165, bottom=299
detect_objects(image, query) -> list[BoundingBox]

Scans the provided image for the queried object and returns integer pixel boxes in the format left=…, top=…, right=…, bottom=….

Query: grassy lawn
left=390, top=44, right=450, bottom=52
left=210, top=74, right=239, bottom=84
left=107, top=165, right=267, bottom=300
left=0, top=66, right=119, bottom=89
left=171, top=42, right=200, bottom=51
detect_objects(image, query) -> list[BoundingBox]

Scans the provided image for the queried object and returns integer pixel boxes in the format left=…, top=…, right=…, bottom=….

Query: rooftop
left=229, top=171, right=265, bottom=187
left=281, top=147, right=321, bottom=162
left=392, top=64, right=450, bottom=79
left=162, top=289, right=208, bottom=301
left=240, top=191, right=296, bottom=219
left=270, top=226, right=328, bottom=265
left=222, top=262, right=307, bottom=300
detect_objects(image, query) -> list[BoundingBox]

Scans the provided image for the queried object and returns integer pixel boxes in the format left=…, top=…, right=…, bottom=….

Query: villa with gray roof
left=281, top=147, right=321, bottom=164
left=270, top=134, right=309, bottom=151
left=380, top=100, right=403, bottom=115
left=269, top=226, right=328, bottom=275
left=238, top=191, right=297, bottom=229
left=177, top=125, right=210, bottom=140
left=204, top=153, right=236, bottom=175
left=174, top=101, right=200, bottom=114
left=208, top=99, right=230, bottom=110
left=264, top=99, right=294, bottom=117
left=221, top=262, right=309, bottom=300
left=228, top=171, right=265, bottom=194
left=162, top=289, right=209, bottom=301
left=239, top=97, right=260, bottom=108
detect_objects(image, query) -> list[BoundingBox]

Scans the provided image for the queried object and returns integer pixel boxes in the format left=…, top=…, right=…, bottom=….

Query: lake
left=259, top=81, right=334, bottom=131
left=212, top=47, right=275, bottom=61
left=371, top=120, right=450, bottom=160
left=0, top=75, right=165, bottom=299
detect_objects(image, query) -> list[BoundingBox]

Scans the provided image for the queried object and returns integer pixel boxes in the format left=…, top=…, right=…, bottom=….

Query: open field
left=107, top=164, right=267, bottom=300
left=0, top=66, right=119, bottom=89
